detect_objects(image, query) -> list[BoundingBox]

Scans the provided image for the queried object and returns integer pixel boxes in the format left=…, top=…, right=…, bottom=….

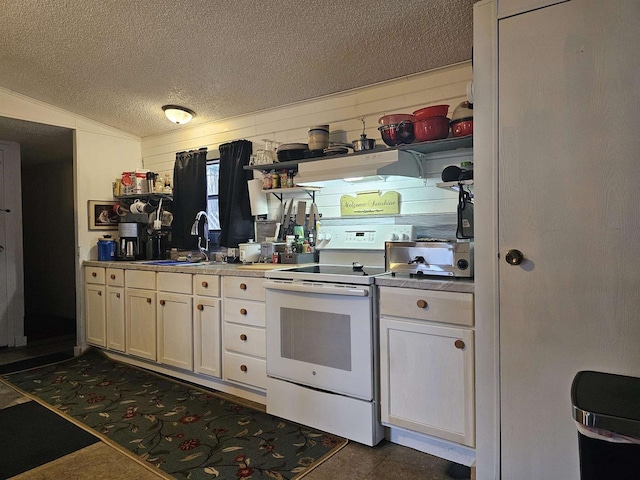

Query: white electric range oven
left=264, top=224, right=414, bottom=446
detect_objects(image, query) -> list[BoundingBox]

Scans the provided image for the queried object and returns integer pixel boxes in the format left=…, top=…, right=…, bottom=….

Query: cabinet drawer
left=106, top=268, right=124, bottom=287
left=125, top=270, right=156, bottom=290
left=158, top=272, right=192, bottom=294
left=224, top=298, right=265, bottom=327
left=224, top=323, right=266, bottom=357
left=85, top=266, right=105, bottom=284
left=223, top=352, right=267, bottom=390
left=223, top=276, right=265, bottom=301
left=379, top=287, right=474, bottom=327
left=194, top=274, right=220, bottom=297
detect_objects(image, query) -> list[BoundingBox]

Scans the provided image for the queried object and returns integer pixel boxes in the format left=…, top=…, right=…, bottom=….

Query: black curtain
left=219, top=140, right=253, bottom=248
left=172, top=147, right=207, bottom=250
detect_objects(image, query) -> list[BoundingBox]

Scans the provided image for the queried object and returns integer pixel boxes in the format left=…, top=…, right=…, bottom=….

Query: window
left=206, top=160, right=221, bottom=247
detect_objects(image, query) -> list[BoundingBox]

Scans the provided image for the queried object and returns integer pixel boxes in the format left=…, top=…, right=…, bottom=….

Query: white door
left=0, top=142, right=24, bottom=348
left=498, top=2, right=640, bottom=479
left=0, top=149, right=7, bottom=346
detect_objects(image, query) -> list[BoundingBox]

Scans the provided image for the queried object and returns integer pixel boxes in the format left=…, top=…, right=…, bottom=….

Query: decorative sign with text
left=340, top=190, right=400, bottom=216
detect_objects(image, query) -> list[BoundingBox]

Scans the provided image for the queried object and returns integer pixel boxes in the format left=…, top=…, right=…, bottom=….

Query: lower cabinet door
left=379, top=316, right=475, bottom=447
left=106, top=286, right=125, bottom=352
left=125, top=288, right=157, bottom=361
left=85, top=284, right=106, bottom=347
left=157, top=292, right=193, bottom=370
left=194, top=297, right=222, bottom=378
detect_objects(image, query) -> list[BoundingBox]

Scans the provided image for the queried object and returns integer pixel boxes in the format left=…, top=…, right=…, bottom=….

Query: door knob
left=505, top=249, right=524, bottom=265
left=0, top=245, right=4, bottom=252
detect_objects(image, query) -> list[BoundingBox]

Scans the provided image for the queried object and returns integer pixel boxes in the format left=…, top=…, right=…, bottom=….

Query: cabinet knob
left=240, top=364, right=248, bottom=372
left=416, top=299, right=428, bottom=309
left=202, top=281, right=208, bottom=288
left=116, top=293, right=120, bottom=298
left=92, top=272, right=97, bottom=277
left=454, top=339, right=466, bottom=349
left=97, top=291, right=102, bottom=296
left=197, top=304, right=204, bottom=311
left=159, top=300, right=166, bottom=306
left=505, top=249, right=524, bottom=265
left=240, top=333, right=247, bottom=341
left=239, top=283, right=247, bottom=290
left=146, top=298, right=152, bottom=304
left=110, top=274, right=116, bottom=280
left=240, top=308, right=247, bottom=315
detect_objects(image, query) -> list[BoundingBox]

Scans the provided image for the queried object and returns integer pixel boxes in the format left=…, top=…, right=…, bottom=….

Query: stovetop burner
left=285, top=265, right=387, bottom=277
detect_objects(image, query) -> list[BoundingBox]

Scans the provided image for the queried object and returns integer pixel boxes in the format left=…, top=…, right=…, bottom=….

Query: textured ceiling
left=0, top=0, right=474, bottom=163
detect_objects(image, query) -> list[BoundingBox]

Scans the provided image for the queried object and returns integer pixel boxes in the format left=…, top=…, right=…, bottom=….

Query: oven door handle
left=263, top=280, right=370, bottom=297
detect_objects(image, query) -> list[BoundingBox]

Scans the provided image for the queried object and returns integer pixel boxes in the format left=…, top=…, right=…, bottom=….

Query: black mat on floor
left=0, top=401, right=99, bottom=478
left=0, top=351, right=74, bottom=374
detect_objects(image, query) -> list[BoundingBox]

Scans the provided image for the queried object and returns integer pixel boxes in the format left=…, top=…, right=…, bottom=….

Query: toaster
left=385, top=240, right=473, bottom=278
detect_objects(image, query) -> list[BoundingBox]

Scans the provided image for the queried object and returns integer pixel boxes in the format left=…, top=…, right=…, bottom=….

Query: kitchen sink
left=140, top=260, right=204, bottom=266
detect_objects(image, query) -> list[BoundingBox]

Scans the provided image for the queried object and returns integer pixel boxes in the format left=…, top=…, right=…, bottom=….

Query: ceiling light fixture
left=162, top=105, right=195, bottom=125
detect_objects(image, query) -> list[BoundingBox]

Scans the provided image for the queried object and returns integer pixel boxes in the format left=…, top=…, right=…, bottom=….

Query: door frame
left=0, top=141, right=26, bottom=347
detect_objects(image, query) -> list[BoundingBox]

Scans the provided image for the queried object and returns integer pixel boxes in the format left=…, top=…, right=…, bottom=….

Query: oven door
left=265, top=279, right=375, bottom=401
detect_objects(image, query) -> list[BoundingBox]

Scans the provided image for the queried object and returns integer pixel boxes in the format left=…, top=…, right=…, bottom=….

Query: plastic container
left=97, top=236, right=117, bottom=261
left=572, top=371, right=640, bottom=480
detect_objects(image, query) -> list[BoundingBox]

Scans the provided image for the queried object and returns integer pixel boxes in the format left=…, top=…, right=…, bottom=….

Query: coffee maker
left=118, top=222, right=146, bottom=260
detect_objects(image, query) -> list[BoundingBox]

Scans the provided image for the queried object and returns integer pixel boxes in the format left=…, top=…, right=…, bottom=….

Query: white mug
left=131, top=200, right=147, bottom=214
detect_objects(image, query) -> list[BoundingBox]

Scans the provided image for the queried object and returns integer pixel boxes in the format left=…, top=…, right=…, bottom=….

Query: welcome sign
left=340, top=190, right=400, bottom=216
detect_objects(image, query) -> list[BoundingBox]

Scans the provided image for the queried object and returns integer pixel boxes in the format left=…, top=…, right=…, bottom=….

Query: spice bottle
left=271, top=171, right=280, bottom=189
left=279, top=170, right=289, bottom=188
left=262, top=171, right=272, bottom=189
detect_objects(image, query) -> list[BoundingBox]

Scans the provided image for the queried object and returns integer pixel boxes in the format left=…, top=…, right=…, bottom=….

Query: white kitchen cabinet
left=157, top=292, right=193, bottom=370
left=125, top=270, right=157, bottom=361
left=85, top=281, right=106, bottom=347
left=222, top=276, right=267, bottom=390
left=105, top=268, right=125, bottom=352
left=379, top=286, right=475, bottom=447
left=194, top=274, right=222, bottom=378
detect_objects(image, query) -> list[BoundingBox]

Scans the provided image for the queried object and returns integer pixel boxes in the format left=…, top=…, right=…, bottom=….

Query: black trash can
left=571, top=371, right=640, bottom=480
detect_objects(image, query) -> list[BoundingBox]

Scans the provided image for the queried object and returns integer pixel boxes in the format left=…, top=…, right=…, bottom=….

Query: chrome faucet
left=190, top=211, right=209, bottom=261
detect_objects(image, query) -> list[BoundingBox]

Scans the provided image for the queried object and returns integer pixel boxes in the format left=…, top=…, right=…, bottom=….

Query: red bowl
left=413, top=116, right=450, bottom=142
left=451, top=119, right=473, bottom=137
left=378, top=113, right=414, bottom=126
left=413, top=105, right=449, bottom=121
left=378, top=121, right=415, bottom=146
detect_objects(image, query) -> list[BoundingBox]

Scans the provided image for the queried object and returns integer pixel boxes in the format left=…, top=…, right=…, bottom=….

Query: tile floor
left=0, top=339, right=471, bottom=480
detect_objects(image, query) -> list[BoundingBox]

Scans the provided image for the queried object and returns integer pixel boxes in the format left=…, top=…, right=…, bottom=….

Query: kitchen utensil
left=239, top=241, right=262, bottom=264
left=450, top=101, right=474, bottom=137
left=413, top=116, right=450, bottom=142
left=295, top=201, right=306, bottom=227
left=378, top=113, right=414, bottom=125
left=282, top=198, right=294, bottom=239
left=413, top=104, right=450, bottom=121
left=307, top=202, right=318, bottom=232
left=378, top=121, right=415, bottom=146
left=308, top=125, right=330, bottom=151
left=352, top=118, right=376, bottom=151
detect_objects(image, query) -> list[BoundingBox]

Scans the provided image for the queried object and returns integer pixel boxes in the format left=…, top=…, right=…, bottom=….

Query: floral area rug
left=1, top=350, right=347, bottom=479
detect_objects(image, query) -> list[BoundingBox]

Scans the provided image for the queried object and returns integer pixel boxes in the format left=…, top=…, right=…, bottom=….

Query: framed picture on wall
left=88, top=200, right=119, bottom=230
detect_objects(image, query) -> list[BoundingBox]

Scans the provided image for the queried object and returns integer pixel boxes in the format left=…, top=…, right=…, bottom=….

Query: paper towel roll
left=248, top=178, right=269, bottom=216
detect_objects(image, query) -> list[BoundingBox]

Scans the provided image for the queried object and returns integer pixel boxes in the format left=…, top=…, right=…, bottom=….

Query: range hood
left=295, top=149, right=425, bottom=184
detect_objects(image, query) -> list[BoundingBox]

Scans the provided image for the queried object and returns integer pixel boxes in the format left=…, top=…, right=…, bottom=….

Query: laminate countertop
left=83, top=261, right=475, bottom=293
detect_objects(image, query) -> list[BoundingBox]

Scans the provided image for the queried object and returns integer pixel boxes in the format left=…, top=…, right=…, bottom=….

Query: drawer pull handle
left=197, top=304, right=204, bottom=311
left=110, top=274, right=116, bottom=280
left=240, top=364, right=248, bottom=372
left=240, top=308, right=247, bottom=315
left=416, top=299, right=428, bottom=309
left=454, top=339, right=466, bottom=349
left=146, top=298, right=152, bottom=304
left=116, top=293, right=120, bottom=299
left=159, top=300, right=166, bottom=306
left=240, top=283, right=247, bottom=290
left=240, top=334, right=247, bottom=341
left=92, top=272, right=97, bottom=277
left=202, top=281, right=208, bottom=288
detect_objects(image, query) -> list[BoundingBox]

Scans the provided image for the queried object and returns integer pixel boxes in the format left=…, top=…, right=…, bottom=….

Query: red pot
left=451, top=119, right=474, bottom=137
left=413, top=116, right=450, bottom=142
left=378, top=113, right=414, bottom=126
left=378, top=121, right=415, bottom=146
left=413, top=105, right=449, bottom=121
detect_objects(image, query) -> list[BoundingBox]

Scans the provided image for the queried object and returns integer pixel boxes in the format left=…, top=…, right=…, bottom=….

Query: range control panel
left=316, top=225, right=415, bottom=250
